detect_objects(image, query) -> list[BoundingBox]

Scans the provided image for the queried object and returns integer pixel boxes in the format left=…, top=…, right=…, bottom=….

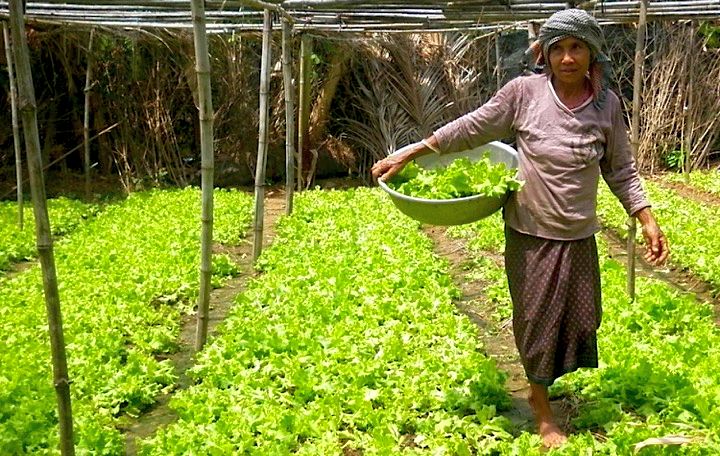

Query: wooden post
left=83, top=28, right=95, bottom=199
left=282, top=19, right=296, bottom=215
left=494, top=30, right=502, bottom=89
left=252, top=10, right=272, bottom=262
left=8, top=1, right=75, bottom=454
left=190, top=0, right=215, bottom=351
left=527, top=20, right=538, bottom=47
left=3, top=21, right=23, bottom=229
left=628, top=0, right=648, bottom=301
left=683, top=21, right=695, bottom=183
left=297, top=34, right=312, bottom=190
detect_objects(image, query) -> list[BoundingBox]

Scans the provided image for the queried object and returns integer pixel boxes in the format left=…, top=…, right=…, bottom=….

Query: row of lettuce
left=0, top=189, right=253, bottom=454
left=664, top=170, right=720, bottom=196
left=447, top=207, right=720, bottom=454
left=0, top=198, right=99, bottom=271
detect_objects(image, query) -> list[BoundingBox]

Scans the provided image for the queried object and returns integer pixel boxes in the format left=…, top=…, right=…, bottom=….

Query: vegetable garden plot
left=138, top=188, right=513, bottom=455
left=0, top=197, right=99, bottom=271
left=598, top=180, right=720, bottom=291
left=663, top=170, right=720, bottom=196
left=0, top=188, right=252, bottom=454
left=448, top=211, right=720, bottom=454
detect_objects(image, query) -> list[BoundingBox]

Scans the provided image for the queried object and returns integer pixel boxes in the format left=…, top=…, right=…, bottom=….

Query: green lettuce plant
left=387, top=156, right=522, bottom=200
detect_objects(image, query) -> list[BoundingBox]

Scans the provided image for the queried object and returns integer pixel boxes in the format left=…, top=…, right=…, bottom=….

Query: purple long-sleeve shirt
left=434, top=73, right=649, bottom=241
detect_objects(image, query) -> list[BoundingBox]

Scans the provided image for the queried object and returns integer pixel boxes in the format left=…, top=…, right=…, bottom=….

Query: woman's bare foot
left=537, top=418, right=568, bottom=448
left=528, top=382, right=568, bottom=448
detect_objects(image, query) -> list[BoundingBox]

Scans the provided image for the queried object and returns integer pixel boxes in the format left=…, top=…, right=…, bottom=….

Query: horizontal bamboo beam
left=0, top=0, right=718, bottom=33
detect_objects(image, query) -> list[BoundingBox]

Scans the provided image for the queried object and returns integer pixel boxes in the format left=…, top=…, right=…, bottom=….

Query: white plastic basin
left=378, top=141, right=519, bottom=226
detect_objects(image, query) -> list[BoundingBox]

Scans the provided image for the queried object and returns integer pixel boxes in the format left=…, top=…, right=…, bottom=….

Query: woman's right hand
left=371, top=141, right=428, bottom=181
left=371, top=154, right=409, bottom=181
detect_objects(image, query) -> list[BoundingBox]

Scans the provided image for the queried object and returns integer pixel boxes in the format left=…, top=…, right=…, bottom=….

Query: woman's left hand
left=635, top=207, right=669, bottom=267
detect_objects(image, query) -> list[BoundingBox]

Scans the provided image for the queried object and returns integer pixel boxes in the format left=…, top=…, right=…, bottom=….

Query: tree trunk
left=304, top=46, right=349, bottom=186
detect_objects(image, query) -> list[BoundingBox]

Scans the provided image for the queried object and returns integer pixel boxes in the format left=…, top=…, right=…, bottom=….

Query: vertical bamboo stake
left=527, top=21, right=538, bottom=47
left=282, top=19, right=296, bottom=215
left=628, top=0, right=648, bottom=302
left=191, top=0, right=215, bottom=351
left=683, top=21, right=695, bottom=183
left=494, top=30, right=502, bottom=89
left=83, top=28, right=95, bottom=199
left=8, top=2, right=75, bottom=454
left=252, top=10, right=272, bottom=262
left=297, top=34, right=312, bottom=190
left=4, top=21, right=23, bottom=229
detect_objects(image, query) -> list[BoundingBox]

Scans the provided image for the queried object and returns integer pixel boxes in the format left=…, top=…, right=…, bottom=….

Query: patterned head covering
left=525, top=8, right=612, bottom=109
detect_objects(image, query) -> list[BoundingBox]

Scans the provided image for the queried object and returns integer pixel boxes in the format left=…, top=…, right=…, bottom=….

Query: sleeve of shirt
left=600, top=96, right=650, bottom=216
left=433, top=77, right=521, bottom=154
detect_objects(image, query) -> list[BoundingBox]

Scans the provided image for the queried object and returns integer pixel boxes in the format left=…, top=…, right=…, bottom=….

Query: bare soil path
left=121, top=189, right=286, bottom=454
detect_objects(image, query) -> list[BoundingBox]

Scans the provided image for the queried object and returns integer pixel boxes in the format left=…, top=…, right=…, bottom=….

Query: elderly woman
left=371, top=8, right=669, bottom=448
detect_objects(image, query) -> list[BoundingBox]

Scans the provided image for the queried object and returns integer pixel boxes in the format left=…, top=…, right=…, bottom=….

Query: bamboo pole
left=282, top=19, right=296, bottom=215
left=190, top=0, right=216, bottom=351
left=10, top=10, right=720, bottom=33
left=252, top=9, right=272, bottom=262
left=297, top=34, right=312, bottom=190
left=8, top=1, right=75, bottom=454
left=7, top=0, right=720, bottom=32
left=527, top=20, right=538, bottom=46
left=3, top=21, right=23, bottom=229
left=683, top=21, right=695, bottom=183
left=83, top=28, right=95, bottom=199
left=627, top=0, right=648, bottom=302
left=494, top=30, right=502, bottom=89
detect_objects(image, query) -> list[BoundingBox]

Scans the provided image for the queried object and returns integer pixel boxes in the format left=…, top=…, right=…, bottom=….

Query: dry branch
left=3, top=20, right=23, bottom=228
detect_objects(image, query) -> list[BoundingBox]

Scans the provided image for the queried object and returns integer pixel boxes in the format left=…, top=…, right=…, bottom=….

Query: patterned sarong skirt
left=504, top=225, right=602, bottom=386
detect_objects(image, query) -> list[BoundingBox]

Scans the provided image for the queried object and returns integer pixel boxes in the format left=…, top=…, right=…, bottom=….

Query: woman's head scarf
left=525, top=9, right=612, bottom=109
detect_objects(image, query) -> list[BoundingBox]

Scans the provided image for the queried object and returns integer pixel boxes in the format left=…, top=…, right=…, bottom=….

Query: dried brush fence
left=596, top=22, right=720, bottom=173
left=638, top=22, right=720, bottom=173
left=1, top=26, right=272, bottom=192
left=94, top=31, right=238, bottom=191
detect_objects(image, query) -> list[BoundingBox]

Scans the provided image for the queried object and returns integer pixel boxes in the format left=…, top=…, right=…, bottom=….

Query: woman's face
left=547, top=37, right=591, bottom=87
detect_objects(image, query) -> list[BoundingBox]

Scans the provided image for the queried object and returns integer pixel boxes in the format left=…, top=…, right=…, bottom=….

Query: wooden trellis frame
left=2, top=0, right=720, bottom=32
